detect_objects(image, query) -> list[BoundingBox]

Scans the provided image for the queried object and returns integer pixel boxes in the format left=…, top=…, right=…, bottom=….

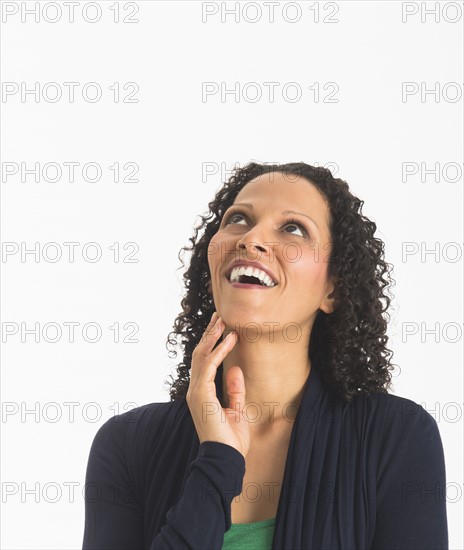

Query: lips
left=225, top=259, right=278, bottom=285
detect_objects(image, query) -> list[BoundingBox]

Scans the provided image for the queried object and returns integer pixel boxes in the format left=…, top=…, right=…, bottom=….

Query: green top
left=221, top=517, right=275, bottom=550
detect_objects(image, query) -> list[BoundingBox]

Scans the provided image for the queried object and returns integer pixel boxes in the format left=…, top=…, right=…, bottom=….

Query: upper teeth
left=229, top=266, right=276, bottom=287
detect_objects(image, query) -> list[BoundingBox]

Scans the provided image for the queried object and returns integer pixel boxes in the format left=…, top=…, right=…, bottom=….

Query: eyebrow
left=229, top=202, right=320, bottom=230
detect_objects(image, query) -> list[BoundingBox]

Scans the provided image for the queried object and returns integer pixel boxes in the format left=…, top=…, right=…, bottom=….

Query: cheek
left=207, top=233, right=225, bottom=272
left=209, top=228, right=238, bottom=256
left=293, top=249, right=329, bottom=285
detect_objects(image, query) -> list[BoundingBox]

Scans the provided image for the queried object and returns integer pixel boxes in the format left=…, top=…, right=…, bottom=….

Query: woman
left=82, top=162, right=448, bottom=549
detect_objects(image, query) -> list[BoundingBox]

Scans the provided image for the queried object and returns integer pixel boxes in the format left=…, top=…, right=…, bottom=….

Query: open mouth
left=226, top=267, right=278, bottom=289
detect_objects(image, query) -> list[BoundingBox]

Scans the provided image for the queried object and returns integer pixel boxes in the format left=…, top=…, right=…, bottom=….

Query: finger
left=226, top=365, right=246, bottom=413
left=190, top=314, right=225, bottom=385
left=199, top=312, right=223, bottom=348
left=197, top=329, right=237, bottom=387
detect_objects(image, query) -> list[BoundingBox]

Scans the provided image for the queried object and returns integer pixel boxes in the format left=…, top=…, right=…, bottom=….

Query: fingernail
left=211, top=311, right=217, bottom=322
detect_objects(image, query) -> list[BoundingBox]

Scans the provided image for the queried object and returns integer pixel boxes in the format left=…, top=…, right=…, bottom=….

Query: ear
left=319, top=277, right=338, bottom=314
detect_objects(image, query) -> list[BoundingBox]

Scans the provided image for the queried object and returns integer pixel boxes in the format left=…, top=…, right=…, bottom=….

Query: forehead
left=235, top=171, right=329, bottom=213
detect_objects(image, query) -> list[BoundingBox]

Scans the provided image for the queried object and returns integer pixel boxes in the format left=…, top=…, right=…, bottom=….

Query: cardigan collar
left=212, top=353, right=337, bottom=549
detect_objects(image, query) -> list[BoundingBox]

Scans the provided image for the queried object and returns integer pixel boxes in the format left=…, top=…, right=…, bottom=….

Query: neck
left=220, top=330, right=312, bottom=433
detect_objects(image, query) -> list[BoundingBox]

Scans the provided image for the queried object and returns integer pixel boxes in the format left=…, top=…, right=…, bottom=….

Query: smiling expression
left=207, top=171, right=337, bottom=333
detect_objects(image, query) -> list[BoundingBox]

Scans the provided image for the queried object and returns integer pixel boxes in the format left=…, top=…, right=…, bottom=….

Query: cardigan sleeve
left=150, top=441, right=246, bottom=549
left=82, top=415, right=144, bottom=549
left=82, top=414, right=246, bottom=550
left=370, top=398, right=449, bottom=550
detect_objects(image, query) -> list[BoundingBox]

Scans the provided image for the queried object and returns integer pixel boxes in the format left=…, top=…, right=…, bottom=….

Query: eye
left=223, top=212, right=247, bottom=226
left=282, top=218, right=308, bottom=238
left=222, top=209, right=309, bottom=238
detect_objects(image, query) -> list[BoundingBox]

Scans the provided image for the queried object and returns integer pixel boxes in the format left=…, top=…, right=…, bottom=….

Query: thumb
left=226, top=366, right=246, bottom=415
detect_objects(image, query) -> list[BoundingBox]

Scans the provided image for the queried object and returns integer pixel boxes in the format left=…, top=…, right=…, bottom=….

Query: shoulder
left=88, top=399, right=187, bottom=460
left=372, top=392, right=440, bottom=442
left=346, top=390, right=440, bottom=435
left=346, top=391, right=446, bottom=475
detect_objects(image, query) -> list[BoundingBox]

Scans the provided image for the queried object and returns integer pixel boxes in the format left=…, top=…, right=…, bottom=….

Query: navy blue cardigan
left=82, top=358, right=448, bottom=549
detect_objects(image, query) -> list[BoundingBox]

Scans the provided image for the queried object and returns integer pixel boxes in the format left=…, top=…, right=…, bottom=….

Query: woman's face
left=207, top=171, right=336, bottom=335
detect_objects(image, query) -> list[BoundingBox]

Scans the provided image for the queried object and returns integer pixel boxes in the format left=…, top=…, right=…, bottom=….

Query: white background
left=1, top=1, right=463, bottom=548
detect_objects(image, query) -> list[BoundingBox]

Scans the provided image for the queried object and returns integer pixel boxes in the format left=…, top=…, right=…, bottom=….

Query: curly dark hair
left=163, top=161, right=397, bottom=403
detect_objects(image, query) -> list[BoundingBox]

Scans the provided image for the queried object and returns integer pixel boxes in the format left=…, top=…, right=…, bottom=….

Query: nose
left=236, top=226, right=268, bottom=254
left=237, top=240, right=267, bottom=254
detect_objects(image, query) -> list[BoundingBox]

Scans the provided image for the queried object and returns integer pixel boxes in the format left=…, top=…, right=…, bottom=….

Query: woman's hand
left=186, top=311, right=251, bottom=460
